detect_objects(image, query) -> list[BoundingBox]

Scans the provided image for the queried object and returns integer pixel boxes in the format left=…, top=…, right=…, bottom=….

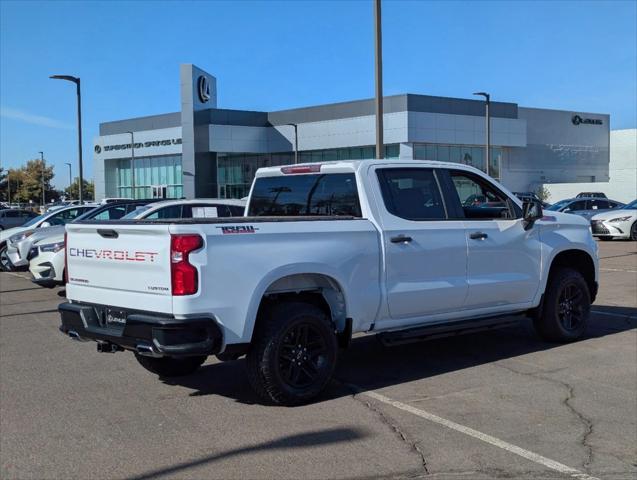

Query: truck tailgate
left=65, top=223, right=173, bottom=312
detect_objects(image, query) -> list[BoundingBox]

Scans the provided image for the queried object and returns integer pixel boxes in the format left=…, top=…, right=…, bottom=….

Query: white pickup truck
left=59, top=160, right=598, bottom=405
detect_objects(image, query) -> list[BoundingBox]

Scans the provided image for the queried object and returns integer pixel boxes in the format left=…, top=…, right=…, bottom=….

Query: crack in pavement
left=348, top=389, right=430, bottom=475
left=494, top=363, right=595, bottom=472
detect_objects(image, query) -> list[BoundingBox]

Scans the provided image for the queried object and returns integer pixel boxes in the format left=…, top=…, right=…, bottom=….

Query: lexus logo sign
left=198, top=75, right=211, bottom=103
left=572, top=114, right=602, bottom=126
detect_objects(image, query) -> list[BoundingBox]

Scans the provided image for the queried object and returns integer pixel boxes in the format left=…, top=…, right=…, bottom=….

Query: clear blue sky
left=1, top=0, right=635, bottom=189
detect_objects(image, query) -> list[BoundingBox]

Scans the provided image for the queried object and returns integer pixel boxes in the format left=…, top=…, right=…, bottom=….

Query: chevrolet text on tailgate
left=59, top=160, right=599, bottom=405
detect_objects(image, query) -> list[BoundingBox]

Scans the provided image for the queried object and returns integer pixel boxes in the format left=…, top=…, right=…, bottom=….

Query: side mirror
left=522, top=200, right=543, bottom=229
left=40, top=221, right=51, bottom=228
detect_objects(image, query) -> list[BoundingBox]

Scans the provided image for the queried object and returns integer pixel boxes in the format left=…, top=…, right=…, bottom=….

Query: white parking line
left=361, top=390, right=600, bottom=480
left=600, top=268, right=637, bottom=273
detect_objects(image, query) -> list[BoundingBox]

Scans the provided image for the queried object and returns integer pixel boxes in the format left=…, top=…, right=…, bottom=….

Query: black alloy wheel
left=533, top=267, right=590, bottom=342
left=557, top=283, right=585, bottom=332
left=246, top=301, right=338, bottom=406
left=278, top=322, right=329, bottom=389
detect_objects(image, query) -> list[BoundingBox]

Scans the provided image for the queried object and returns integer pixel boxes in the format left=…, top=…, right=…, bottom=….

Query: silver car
left=546, top=197, right=624, bottom=220
left=2, top=204, right=97, bottom=270
left=591, top=199, right=637, bottom=241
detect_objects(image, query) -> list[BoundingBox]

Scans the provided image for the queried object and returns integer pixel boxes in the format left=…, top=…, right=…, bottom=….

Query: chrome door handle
left=391, top=235, right=413, bottom=244
left=469, top=232, right=488, bottom=240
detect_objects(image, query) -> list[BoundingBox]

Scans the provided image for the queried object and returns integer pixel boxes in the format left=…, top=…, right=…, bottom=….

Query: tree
left=535, top=185, right=551, bottom=203
left=1, top=160, right=59, bottom=205
left=19, top=159, right=59, bottom=205
left=65, top=177, right=94, bottom=201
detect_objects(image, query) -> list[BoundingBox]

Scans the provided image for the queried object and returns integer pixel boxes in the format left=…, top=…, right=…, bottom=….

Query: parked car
left=576, top=192, right=607, bottom=199
left=29, top=198, right=244, bottom=288
left=591, top=199, right=637, bottom=241
left=0, top=209, right=38, bottom=230
left=546, top=197, right=624, bottom=220
left=15, top=199, right=161, bottom=275
left=0, top=204, right=97, bottom=271
left=59, top=160, right=598, bottom=405
left=101, top=197, right=132, bottom=204
left=512, top=192, right=550, bottom=208
left=122, top=198, right=246, bottom=220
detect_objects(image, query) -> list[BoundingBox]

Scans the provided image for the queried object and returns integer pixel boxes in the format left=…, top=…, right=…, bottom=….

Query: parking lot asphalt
left=1, top=241, right=635, bottom=480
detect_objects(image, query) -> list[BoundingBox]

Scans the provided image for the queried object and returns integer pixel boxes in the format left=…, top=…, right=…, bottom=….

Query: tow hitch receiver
left=97, top=341, right=123, bottom=353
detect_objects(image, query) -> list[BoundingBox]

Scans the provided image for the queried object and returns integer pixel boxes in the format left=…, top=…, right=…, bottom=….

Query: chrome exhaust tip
left=136, top=343, right=161, bottom=358
left=68, top=330, right=89, bottom=342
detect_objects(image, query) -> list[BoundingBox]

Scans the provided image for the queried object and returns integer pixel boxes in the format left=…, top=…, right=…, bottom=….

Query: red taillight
left=171, top=234, right=203, bottom=296
left=63, top=231, right=68, bottom=284
left=280, top=164, right=321, bottom=174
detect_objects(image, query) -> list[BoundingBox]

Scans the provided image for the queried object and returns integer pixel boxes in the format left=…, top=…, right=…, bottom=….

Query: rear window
left=248, top=173, right=362, bottom=217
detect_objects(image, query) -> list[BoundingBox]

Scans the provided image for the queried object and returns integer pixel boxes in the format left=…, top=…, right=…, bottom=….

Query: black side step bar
left=378, top=316, right=521, bottom=347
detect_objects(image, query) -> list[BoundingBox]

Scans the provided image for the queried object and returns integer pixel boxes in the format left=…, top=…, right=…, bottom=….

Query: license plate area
left=105, top=308, right=127, bottom=327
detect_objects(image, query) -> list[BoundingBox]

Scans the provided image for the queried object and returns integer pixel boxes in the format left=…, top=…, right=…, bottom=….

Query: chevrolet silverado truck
left=59, top=160, right=598, bottom=405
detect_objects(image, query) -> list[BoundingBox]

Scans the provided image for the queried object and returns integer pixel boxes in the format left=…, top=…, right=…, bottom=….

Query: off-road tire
left=246, top=302, right=338, bottom=406
left=534, top=267, right=591, bottom=342
left=134, top=354, right=207, bottom=377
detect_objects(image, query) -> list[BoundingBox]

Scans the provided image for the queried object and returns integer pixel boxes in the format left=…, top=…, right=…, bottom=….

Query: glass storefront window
left=112, top=154, right=183, bottom=199
left=412, top=143, right=502, bottom=180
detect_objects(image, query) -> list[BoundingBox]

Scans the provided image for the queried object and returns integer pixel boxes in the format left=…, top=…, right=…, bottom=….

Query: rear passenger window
left=248, top=173, right=361, bottom=217
left=228, top=205, right=245, bottom=216
left=590, top=200, right=609, bottom=210
left=188, top=205, right=222, bottom=218
left=93, top=206, right=127, bottom=220
left=146, top=205, right=182, bottom=219
left=376, top=168, right=447, bottom=220
left=568, top=201, right=587, bottom=211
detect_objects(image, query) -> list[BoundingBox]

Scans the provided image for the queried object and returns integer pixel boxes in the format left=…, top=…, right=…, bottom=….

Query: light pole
left=65, top=162, right=72, bottom=197
left=38, top=151, right=45, bottom=207
left=286, top=124, right=298, bottom=164
left=473, top=91, right=491, bottom=177
left=126, top=131, right=136, bottom=198
left=50, top=75, right=84, bottom=204
left=374, top=0, right=384, bottom=159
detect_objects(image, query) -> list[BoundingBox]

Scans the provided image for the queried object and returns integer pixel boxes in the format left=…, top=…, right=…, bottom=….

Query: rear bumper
left=58, top=302, right=223, bottom=357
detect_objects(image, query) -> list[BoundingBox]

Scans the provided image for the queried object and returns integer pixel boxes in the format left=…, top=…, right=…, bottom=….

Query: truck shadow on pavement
left=125, top=427, right=368, bottom=480
left=165, top=305, right=636, bottom=405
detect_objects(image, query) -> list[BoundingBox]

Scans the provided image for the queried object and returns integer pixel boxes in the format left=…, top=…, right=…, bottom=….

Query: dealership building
left=94, top=64, right=610, bottom=200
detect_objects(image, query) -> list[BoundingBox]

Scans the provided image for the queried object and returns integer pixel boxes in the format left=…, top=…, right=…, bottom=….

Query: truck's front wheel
left=246, top=302, right=338, bottom=406
left=534, top=267, right=591, bottom=342
left=134, top=354, right=207, bottom=377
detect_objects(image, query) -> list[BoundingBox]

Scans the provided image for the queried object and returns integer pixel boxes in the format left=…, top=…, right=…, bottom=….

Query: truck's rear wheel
left=134, top=354, right=207, bottom=377
left=246, top=302, right=337, bottom=406
left=534, top=267, right=591, bottom=342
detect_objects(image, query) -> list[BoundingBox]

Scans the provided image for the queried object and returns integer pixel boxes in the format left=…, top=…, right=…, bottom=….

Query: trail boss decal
left=217, top=225, right=259, bottom=234
left=69, top=248, right=159, bottom=263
